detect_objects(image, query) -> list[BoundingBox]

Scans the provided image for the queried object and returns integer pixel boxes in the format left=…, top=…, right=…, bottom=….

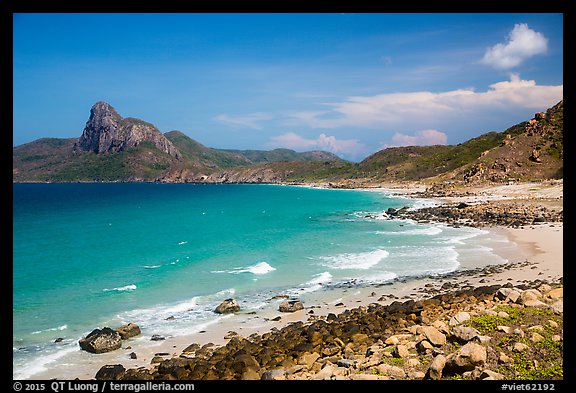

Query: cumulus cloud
left=289, top=74, right=562, bottom=129
left=268, top=132, right=366, bottom=157
left=213, top=112, right=272, bottom=129
left=481, top=23, right=548, bottom=69
left=389, top=129, right=448, bottom=147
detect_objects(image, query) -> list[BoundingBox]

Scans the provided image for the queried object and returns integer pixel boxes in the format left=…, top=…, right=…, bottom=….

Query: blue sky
left=13, top=13, right=563, bottom=161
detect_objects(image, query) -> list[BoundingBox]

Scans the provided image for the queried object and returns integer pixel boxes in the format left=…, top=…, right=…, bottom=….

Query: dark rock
left=54, top=337, right=64, bottom=343
left=214, top=299, right=241, bottom=314
left=121, top=369, right=154, bottom=380
left=278, top=300, right=304, bottom=313
left=116, top=323, right=141, bottom=340
left=79, top=328, right=122, bottom=354
left=95, top=364, right=125, bottom=380
left=261, top=369, right=287, bottom=380
left=129, top=352, right=137, bottom=359
left=158, top=358, right=195, bottom=376
left=337, top=359, right=356, bottom=368
left=151, top=334, right=165, bottom=341
left=386, top=208, right=398, bottom=215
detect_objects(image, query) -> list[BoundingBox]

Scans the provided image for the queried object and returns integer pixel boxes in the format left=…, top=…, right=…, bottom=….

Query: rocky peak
left=76, top=101, right=181, bottom=159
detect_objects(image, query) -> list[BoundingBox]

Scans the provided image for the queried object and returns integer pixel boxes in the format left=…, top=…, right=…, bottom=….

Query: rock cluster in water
left=383, top=202, right=562, bottom=228
left=79, top=323, right=141, bottom=354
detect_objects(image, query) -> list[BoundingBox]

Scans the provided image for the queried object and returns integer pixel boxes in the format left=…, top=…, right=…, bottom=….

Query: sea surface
left=13, top=183, right=513, bottom=379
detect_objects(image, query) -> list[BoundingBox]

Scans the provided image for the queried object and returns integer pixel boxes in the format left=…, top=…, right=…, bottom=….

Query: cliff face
left=76, top=102, right=181, bottom=159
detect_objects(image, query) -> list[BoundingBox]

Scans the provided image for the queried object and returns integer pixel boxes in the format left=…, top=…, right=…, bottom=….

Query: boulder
left=214, top=299, right=241, bottom=314
left=279, top=300, right=304, bottom=313
left=79, top=327, right=122, bottom=354
left=393, top=344, right=410, bottom=358
left=425, top=354, right=446, bottom=380
left=546, top=288, right=563, bottom=299
left=95, top=364, right=126, bottom=380
left=422, top=326, right=446, bottom=347
left=451, top=326, right=480, bottom=343
left=518, top=289, right=543, bottom=305
left=376, top=363, right=406, bottom=379
left=496, top=287, right=521, bottom=303
left=116, top=323, right=141, bottom=340
left=261, top=369, right=287, bottom=380
left=298, top=352, right=320, bottom=367
left=550, top=299, right=563, bottom=314
left=445, top=342, right=486, bottom=374
left=480, top=369, right=505, bottom=380
left=449, top=311, right=470, bottom=326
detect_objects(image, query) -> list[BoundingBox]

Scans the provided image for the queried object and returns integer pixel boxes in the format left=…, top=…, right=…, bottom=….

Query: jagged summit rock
left=76, top=101, right=181, bottom=159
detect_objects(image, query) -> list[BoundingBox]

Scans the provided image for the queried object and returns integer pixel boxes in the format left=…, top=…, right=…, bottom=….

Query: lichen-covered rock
left=279, top=300, right=304, bottom=313
left=116, top=323, right=141, bottom=340
left=95, top=364, right=125, bottom=380
left=79, top=327, right=122, bottom=354
left=214, top=299, right=241, bottom=314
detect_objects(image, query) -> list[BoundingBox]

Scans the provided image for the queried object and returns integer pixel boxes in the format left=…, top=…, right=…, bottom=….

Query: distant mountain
left=220, top=148, right=342, bottom=164
left=77, top=101, right=181, bottom=159
left=164, top=130, right=252, bottom=169
left=12, top=101, right=344, bottom=183
left=198, top=101, right=563, bottom=186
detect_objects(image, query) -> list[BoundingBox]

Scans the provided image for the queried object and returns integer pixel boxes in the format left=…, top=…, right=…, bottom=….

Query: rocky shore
left=384, top=201, right=562, bottom=228
left=95, top=276, right=563, bottom=381
left=78, top=180, right=563, bottom=382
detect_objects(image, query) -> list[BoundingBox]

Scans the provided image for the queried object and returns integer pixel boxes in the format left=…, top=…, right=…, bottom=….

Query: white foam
left=318, top=249, right=389, bottom=270
left=31, top=325, right=68, bottom=335
left=376, top=226, right=443, bottom=236
left=391, top=245, right=460, bottom=275
left=444, top=227, right=488, bottom=244
left=13, top=345, right=77, bottom=380
left=103, top=284, right=137, bottom=292
left=297, top=272, right=333, bottom=294
left=215, top=261, right=277, bottom=275
left=163, top=297, right=199, bottom=314
left=144, top=265, right=162, bottom=269
left=178, top=241, right=188, bottom=245
left=308, top=271, right=333, bottom=286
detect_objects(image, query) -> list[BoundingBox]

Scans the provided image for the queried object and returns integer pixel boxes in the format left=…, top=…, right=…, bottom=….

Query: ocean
left=12, top=183, right=513, bottom=379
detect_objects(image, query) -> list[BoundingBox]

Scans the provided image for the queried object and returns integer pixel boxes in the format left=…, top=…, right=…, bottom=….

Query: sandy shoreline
left=29, top=182, right=563, bottom=380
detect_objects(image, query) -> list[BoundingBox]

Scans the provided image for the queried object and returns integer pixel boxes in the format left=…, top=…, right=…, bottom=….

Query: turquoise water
left=13, top=183, right=509, bottom=379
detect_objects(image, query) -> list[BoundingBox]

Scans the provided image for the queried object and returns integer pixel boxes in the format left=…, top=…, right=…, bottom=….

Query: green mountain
left=201, top=101, right=562, bottom=186
left=220, top=148, right=342, bottom=164
left=13, top=100, right=562, bottom=184
left=12, top=102, right=345, bottom=183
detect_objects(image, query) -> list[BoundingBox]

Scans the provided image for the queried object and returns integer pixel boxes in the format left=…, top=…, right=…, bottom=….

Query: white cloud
left=288, top=74, right=562, bottom=129
left=268, top=132, right=366, bottom=157
left=213, top=112, right=272, bottom=129
left=388, top=129, right=448, bottom=147
left=481, top=23, right=548, bottom=69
